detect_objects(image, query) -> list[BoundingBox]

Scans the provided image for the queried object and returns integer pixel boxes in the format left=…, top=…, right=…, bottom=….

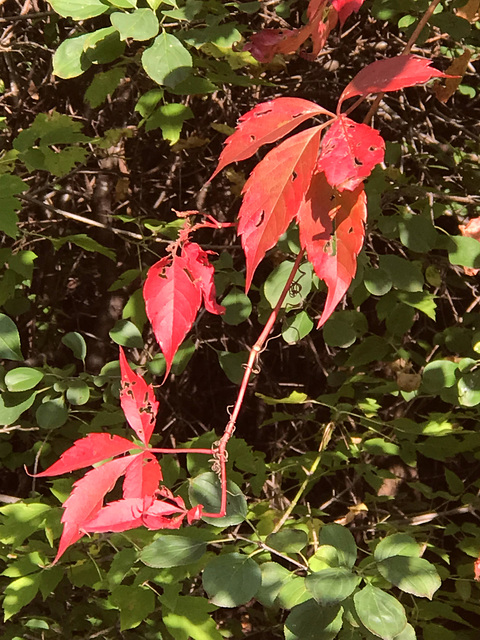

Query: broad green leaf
left=264, top=261, right=313, bottom=309
left=305, top=567, right=361, bottom=606
left=277, top=576, right=311, bottom=609
left=61, top=332, right=87, bottom=361
left=161, top=0, right=203, bottom=20
left=8, top=250, right=37, bottom=279
left=457, top=369, right=480, bottom=407
left=111, top=9, right=159, bottom=41
left=53, top=34, right=92, bottom=79
left=0, top=390, right=37, bottom=426
left=266, top=529, right=308, bottom=554
left=283, top=310, right=314, bottom=344
left=66, top=380, right=90, bottom=405
left=0, top=175, right=27, bottom=239
left=395, top=624, right=417, bottom=640
left=378, top=255, right=424, bottom=292
left=0, top=502, right=50, bottom=546
left=85, top=67, right=125, bottom=108
left=216, top=350, right=249, bottom=385
left=109, top=319, right=144, bottom=348
left=364, top=266, right=392, bottom=296
left=363, top=438, right=399, bottom=456
left=140, top=532, right=208, bottom=568
left=422, top=359, right=458, bottom=394
left=135, top=89, right=164, bottom=119
left=346, top=336, right=389, bottom=367
left=284, top=600, right=343, bottom=640
left=109, top=585, right=155, bottom=631
left=146, top=0, right=162, bottom=8
left=48, top=0, right=109, bottom=19
left=308, top=545, right=341, bottom=571
left=147, top=337, right=195, bottom=377
left=50, top=234, right=116, bottom=261
left=374, top=534, right=421, bottom=562
left=142, top=32, right=192, bottom=89
left=319, top=524, right=357, bottom=569
left=0, top=314, right=23, bottom=360
left=446, top=235, right=480, bottom=268
left=398, top=215, right=438, bottom=253
left=354, top=585, right=407, bottom=640
left=145, top=103, right=194, bottom=145
left=83, top=27, right=125, bottom=64
left=396, top=291, right=436, bottom=320
left=377, top=556, right=441, bottom=599
left=3, top=573, right=42, bottom=621
left=256, top=562, right=292, bottom=607
left=202, top=552, right=261, bottom=607
left=162, top=595, right=223, bottom=640
left=189, top=472, right=247, bottom=527
left=36, top=397, right=69, bottom=429
left=221, top=287, right=252, bottom=325
left=4, top=368, right=44, bottom=392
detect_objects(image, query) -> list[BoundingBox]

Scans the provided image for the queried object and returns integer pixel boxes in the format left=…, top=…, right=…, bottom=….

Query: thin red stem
left=149, top=447, right=214, bottom=455
left=206, top=249, right=307, bottom=518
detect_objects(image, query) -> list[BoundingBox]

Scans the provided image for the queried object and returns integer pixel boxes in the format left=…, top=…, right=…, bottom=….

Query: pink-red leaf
left=34, top=433, right=135, bottom=477
left=244, top=28, right=311, bottom=63
left=332, top=0, right=366, bottom=26
left=123, top=453, right=163, bottom=499
left=338, top=55, right=449, bottom=111
left=210, top=98, right=329, bottom=182
left=317, top=115, right=385, bottom=191
left=182, top=242, right=225, bottom=315
left=238, top=125, right=323, bottom=291
left=297, top=172, right=367, bottom=326
left=119, top=347, right=159, bottom=445
left=54, top=455, right=136, bottom=562
left=144, top=254, right=202, bottom=377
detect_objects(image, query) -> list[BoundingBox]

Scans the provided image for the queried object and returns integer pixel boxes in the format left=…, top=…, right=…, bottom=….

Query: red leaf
left=338, top=55, right=449, bottom=111
left=33, top=433, right=135, bottom=477
left=317, top=115, right=385, bottom=191
left=119, top=347, right=159, bottom=445
left=238, top=125, right=323, bottom=291
left=144, top=254, right=202, bottom=377
left=54, top=455, right=136, bottom=562
left=210, top=98, right=329, bottom=182
left=182, top=242, right=225, bottom=315
left=297, top=172, right=367, bottom=326
left=123, top=453, right=163, bottom=499
left=332, top=0, right=366, bottom=26
left=244, top=28, right=310, bottom=63
left=459, top=217, right=480, bottom=276
left=475, top=556, right=480, bottom=581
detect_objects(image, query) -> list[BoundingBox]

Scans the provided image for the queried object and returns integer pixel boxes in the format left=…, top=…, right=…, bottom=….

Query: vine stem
left=363, top=0, right=443, bottom=124
left=204, top=249, right=306, bottom=518
left=272, top=421, right=335, bottom=533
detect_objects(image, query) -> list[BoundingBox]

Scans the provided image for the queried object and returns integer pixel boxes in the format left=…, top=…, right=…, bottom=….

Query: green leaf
left=162, top=595, right=223, bottom=640
left=36, top=397, right=69, bottom=429
left=396, top=291, right=436, bottom=320
left=319, top=524, right=357, bottom=569
left=0, top=175, right=27, bottom=238
left=61, top=332, right=87, bottom=362
left=395, top=624, right=417, bottom=640
left=422, top=360, right=458, bottom=394
left=109, top=584, right=155, bottom=631
left=445, top=235, right=480, bottom=269
left=374, top=534, right=421, bottom=562
left=142, top=32, right=193, bottom=89
left=48, top=0, right=109, bottom=19
left=4, top=368, right=44, bottom=392
left=3, top=573, right=42, bottom=621
left=277, top=576, right=312, bottom=609
left=9, top=250, right=37, bottom=279
left=364, top=267, right=392, bottom=296
left=111, top=9, right=159, bottom=41
left=140, top=532, right=208, bottom=568
left=346, top=336, right=389, bottom=367
left=0, top=314, right=23, bottom=360
left=256, top=562, right=292, bottom=607
left=135, top=89, right=164, bottom=119
left=53, top=34, right=92, bottom=79
left=0, top=390, right=37, bottom=426
left=398, top=215, right=438, bottom=253
left=66, top=380, right=90, bottom=405
left=50, top=234, right=116, bottom=261
left=189, top=472, right=247, bottom=528
left=282, top=310, right=314, bottom=344
left=377, top=556, right=441, bottom=599
left=264, top=261, right=313, bottom=309
left=145, top=103, right=194, bottom=145
left=83, top=27, right=125, bottom=65
left=221, top=287, right=252, bottom=325
left=354, top=585, right=407, bottom=640
left=0, top=502, right=50, bottom=546
left=457, top=369, right=480, bottom=407
left=202, top=552, right=261, bottom=607
left=217, top=350, right=249, bottom=385
left=378, top=255, right=424, bottom=292
left=85, top=67, right=125, bottom=108
left=266, top=529, right=308, bottom=554
left=284, top=600, right=343, bottom=640
left=323, top=310, right=367, bottom=348
left=109, top=319, right=144, bottom=348
left=305, top=567, right=360, bottom=606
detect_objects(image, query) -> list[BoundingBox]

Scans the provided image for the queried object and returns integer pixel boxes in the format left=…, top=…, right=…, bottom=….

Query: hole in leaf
left=255, top=210, right=265, bottom=227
